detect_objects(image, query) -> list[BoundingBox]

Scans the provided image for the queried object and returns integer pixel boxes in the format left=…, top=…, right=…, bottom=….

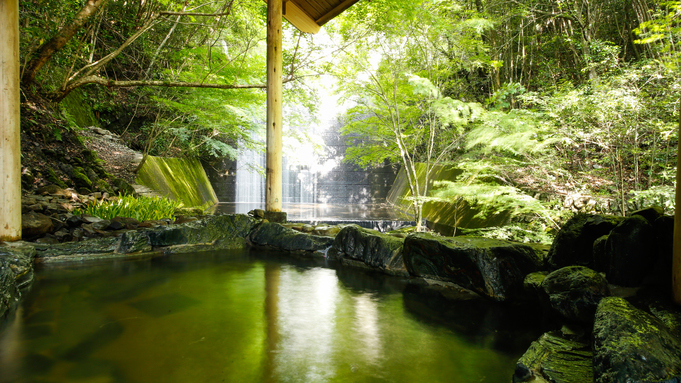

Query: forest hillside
left=17, top=0, right=681, bottom=236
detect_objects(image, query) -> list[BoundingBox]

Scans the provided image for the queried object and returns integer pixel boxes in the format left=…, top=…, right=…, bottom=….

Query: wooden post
left=266, top=0, right=283, bottom=212
left=0, top=0, right=22, bottom=242
left=674, top=107, right=681, bottom=305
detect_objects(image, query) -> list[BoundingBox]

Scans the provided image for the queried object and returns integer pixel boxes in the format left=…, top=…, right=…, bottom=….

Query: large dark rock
left=646, top=216, right=674, bottom=290
left=249, top=222, right=334, bottom=254
left=604, top=215, right=657, bottom=287
left=0, top=242, right=37, bottom=290
left=33, top=237, right=121, bottom=261
left=593, top=297, right=681, bottom=383
left=332, top=225, right=407, bottom=276
left=547, top=214, right=623, bottom=270
left=513, top=331, right=593, bottom=383
left=541, top=266, right=610, bottom=323
left=523, top=271, right=548, bottom=302
left=0, top=256, right=20, bottom=320
left=403, top=233, right=544, bottom=301
left=117, top=231, right=152, bottom=254
left=22, top=212, right=54, bottom=239
left=147, top=214, right=258, bottom=251
left=631, top=206, right=664, bottom=224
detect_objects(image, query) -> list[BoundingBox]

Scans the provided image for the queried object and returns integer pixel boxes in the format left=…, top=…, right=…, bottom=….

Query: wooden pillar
left=266, top=0, right=283, bottom=212
left=0, top=0, right=22, bottom=242
left=674, top=108, right=681, bottom=305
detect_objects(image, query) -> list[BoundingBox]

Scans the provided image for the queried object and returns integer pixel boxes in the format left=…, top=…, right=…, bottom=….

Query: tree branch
left=56, top=75, right=298, bottom=101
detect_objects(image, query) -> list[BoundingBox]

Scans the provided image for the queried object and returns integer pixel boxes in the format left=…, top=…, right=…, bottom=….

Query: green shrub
left=75, top=194, right=182, bottom=221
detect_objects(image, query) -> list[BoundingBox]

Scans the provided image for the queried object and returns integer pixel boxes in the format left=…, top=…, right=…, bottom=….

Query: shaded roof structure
left=265, top=0, right=360, bottom=34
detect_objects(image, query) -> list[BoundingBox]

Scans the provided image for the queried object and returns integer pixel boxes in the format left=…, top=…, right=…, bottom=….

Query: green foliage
left=627, top=186, right=676, bottom=214
left=75, top=194, right=182, bottom=221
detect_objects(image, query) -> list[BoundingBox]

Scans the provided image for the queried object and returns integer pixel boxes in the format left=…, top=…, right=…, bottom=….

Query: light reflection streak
left=272, top=266, right=339, bottom=382
left=352, top=295, right=382, bottom=367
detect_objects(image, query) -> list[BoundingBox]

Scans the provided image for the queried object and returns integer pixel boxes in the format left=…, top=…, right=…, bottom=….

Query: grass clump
left=75, top=194, right=182, bottom=221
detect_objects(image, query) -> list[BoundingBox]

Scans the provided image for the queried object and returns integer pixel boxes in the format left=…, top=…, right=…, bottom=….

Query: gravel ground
left=79, top=126, right=143, bottom=184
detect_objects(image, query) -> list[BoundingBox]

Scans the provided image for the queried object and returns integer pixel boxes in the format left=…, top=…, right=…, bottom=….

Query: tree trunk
left=673, top=106, right=681, bottom=305
left=22, top=0, right=109, bottom=84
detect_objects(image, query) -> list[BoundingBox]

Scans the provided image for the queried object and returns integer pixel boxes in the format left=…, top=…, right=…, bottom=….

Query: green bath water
left=0, top=249, right=541, bottom=383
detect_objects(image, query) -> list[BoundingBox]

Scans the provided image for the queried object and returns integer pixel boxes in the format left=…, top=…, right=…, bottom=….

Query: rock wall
left=137, top=156, right=218, bottom=208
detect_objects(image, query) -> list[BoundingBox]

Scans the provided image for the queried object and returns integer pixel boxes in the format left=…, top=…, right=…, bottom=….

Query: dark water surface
left=0, top=249, right=541, bottom=383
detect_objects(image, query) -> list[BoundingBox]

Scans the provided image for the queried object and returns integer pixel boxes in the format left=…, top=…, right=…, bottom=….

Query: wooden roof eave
left=264, top=0, right=361, bottom=34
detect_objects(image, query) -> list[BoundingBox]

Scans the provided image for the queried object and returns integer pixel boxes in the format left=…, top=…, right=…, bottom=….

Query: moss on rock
left=71, top=166, right=93, bottom=189
left=45, top=168, right=68, bottom=189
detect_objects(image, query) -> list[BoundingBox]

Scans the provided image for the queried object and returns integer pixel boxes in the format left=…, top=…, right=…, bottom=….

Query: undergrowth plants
left=75, top=194, right=182, bottom=222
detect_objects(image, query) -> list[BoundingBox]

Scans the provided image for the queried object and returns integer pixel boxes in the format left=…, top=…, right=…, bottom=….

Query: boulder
left=523, top=271, right=548, bottom=302
left=592, top=234, right=609, bottom=272
left=0, top=242, right=35, bottom=290
left=22, top=212, right=54, bottom=239
left=403, top=233, right=544, bottom=301
left=332, top=225, right=407, bottom=276
left=111, top=178, right=135, bottom=196
left=541, top=266, right=610, bottom=323
left=0, top=257, right=19, bottom=320
left=646, top=216, right=674, bottom=290
left=604, top=215, right=657, bottom=286
left=117, top=231, right=152, bottom=254
left=147, top=214, right=258, bottom=250
left=547, top=214, right=623, bottom=270
left=593, top=297, right=681, bottom=383
left=249, top=222, right=334, bottom=254
left=33, top=237, right=121, bottom=261
left=513, top=331, right=593, bottom=383
left=630, top=206, right=664, bottom=224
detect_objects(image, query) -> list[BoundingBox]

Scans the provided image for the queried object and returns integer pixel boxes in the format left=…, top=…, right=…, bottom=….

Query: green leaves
left=75, top=194, right=183, bottom=221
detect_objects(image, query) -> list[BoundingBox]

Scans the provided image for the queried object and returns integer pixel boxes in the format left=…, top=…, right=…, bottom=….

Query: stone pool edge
left=2, top=212, right=681, bottom=383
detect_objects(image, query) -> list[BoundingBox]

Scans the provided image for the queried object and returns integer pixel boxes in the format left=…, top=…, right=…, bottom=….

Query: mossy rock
left=85, top=167, right=99, bottom=183
left=21, top=169, right=35, bottom=190
left=547, top=214, right=624, bottom=270
left=81, top=149, right=98, bottom=163
left=46, top=168, right=68, bottom=189
left=541, top=266, right=610, bottom=323
left=332, top=225, right=407, bottom=276
left=593, top=297, right=681, bottom=383
left=249, top=222, right=335, bottom=253
left=93, top=179, right=111, bottom=193
left=112, top=178, right=135, bottom=196
left=513, top=331, right=593, bottom=383
left=403, top=233, right=545, bottom=301
left=71, top=166, right=93, bottom=189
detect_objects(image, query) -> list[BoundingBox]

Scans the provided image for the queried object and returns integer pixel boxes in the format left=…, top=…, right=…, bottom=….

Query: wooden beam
left=316, top=0, right=360, bottom=26
left=674, top=108, right=681, bottom=305
left=0, top=0, right=22, bottom=242
left=266, top=0, right=283, bottom=212
left=264, top=0, right=320, bottom=34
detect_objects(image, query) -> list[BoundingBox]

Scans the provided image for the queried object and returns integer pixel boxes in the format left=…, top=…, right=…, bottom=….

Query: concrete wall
left=137, top=156, right=218, bottom=208
left=204, top=121, right=398, bottom=204
left=387, top=164, right=513, bottom=234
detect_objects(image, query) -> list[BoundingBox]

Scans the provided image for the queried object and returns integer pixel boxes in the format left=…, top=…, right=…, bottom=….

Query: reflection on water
left=215, top=202, right=411, bottom=221
left=0, top=249, right=541, bottom=383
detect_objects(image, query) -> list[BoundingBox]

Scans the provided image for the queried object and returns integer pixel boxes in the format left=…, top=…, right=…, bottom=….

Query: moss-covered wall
left=137, top=156, right=219, bottom=208
left=59, top=88, right=100, bottom=128
left=387, top=164, right=512, bottom=234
